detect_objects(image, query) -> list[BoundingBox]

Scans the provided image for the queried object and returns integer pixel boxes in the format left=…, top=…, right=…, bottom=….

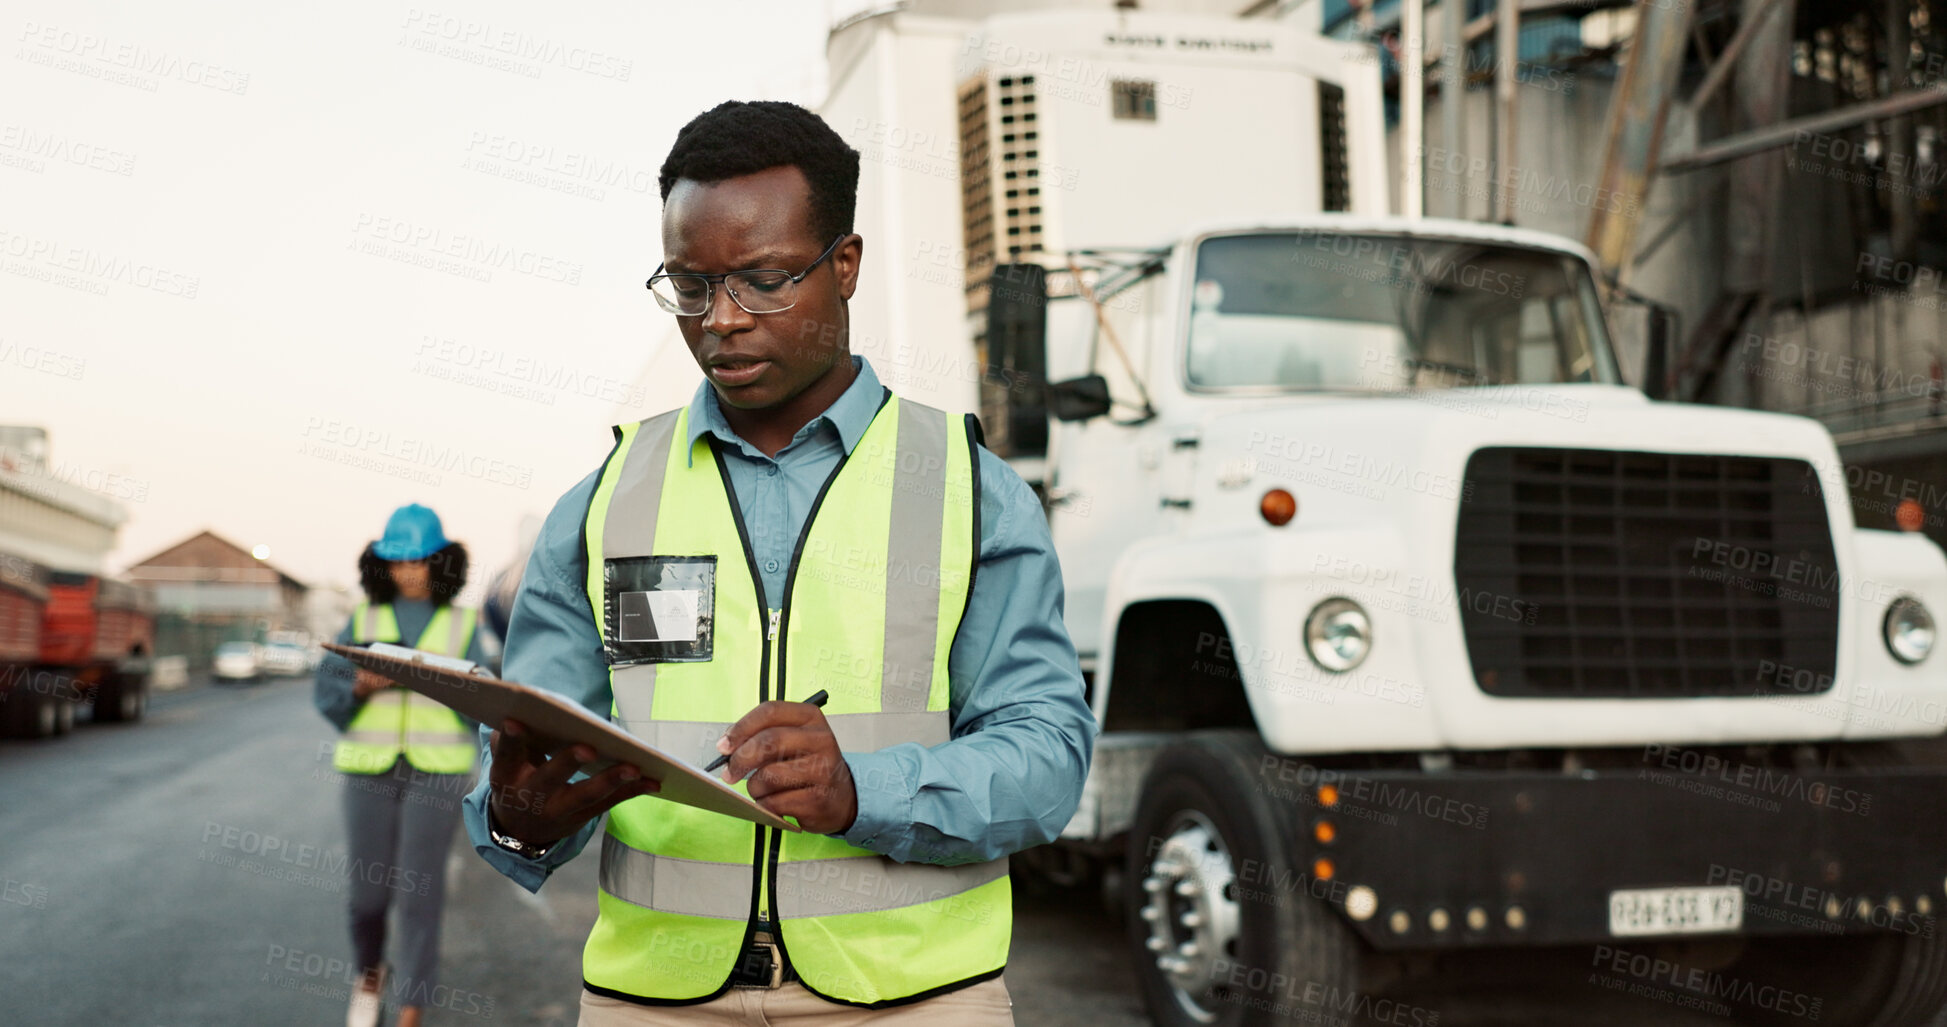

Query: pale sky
left=2, top=0, right=879, bottom=596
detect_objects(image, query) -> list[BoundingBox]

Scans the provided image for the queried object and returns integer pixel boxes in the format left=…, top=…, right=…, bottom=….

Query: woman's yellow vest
left=579, top=396, right=1011, bottom=1007
left=332, top=602, right=479, bottom=775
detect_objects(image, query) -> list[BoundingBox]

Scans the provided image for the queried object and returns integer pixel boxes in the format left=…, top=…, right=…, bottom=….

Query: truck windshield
left=1185, top=232, right=1618, bottom=391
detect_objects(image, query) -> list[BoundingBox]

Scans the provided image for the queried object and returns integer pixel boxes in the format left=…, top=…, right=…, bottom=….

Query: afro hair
left=658, top=100, right=861, bottom=245
left=358, top=541, right=469, bottom=608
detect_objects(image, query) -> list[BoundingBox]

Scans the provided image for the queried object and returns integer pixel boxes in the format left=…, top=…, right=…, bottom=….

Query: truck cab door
left=1046, top=411, right=1169, bottom=662
left=1044, top=275, right=1173, bottom=660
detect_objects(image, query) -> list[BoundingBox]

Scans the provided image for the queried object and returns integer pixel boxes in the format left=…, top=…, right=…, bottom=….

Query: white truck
left=826, top=6, right=1947, bottom=1024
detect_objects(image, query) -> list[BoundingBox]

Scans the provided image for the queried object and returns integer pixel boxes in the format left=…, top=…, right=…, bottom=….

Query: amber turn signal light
left=1261, top=488, right=1297, bottom=526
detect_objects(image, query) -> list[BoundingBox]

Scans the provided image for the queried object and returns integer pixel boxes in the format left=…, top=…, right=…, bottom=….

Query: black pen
left=704, top=689, right=829, bottom=773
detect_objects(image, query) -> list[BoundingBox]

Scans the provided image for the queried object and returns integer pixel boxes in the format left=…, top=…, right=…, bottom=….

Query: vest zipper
left=368, top=607, right=412, bottom=763
left=394, top=609, right=463, bottom=766
left=762, top=419, right=871, bottom=962
left=711, top=406, right=883, bottom=973
left=710, top=445, right=779, bottom=943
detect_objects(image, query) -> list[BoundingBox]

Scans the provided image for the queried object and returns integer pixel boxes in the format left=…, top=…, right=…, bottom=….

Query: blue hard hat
left=372, top=504, right=450, bottom=562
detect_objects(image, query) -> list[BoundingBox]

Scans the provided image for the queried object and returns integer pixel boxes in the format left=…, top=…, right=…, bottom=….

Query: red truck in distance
left=0, top=565, right=154, bottom=738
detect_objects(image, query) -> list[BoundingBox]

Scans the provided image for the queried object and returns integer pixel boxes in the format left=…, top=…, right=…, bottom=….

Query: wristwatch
left=487, top=808, right=555, bottom=861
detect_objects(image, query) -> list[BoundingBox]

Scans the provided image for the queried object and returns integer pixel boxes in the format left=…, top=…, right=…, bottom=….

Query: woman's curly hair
left=357, top=541, right=468, bottom=606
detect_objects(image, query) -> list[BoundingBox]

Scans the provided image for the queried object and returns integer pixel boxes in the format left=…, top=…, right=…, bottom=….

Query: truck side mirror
left=985, top=264, right=1050, bottom=456
left=1640, top=301, right=1678, bottom=400
left=1047, top=375, right=1112, bottom=422
left=1610, top=286, right=1680, bottom=400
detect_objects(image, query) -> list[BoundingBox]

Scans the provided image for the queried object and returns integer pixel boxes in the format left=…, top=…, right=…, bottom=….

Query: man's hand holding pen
left=715, top=692, right=856, bottom=835
left=485, top=690, right=848, bottom=850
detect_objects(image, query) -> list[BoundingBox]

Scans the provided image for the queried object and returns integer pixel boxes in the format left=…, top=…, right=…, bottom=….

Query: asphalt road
left=0, top=677, right=1926, bottom=1026
left=0, top=676, right=1147, bottom=1026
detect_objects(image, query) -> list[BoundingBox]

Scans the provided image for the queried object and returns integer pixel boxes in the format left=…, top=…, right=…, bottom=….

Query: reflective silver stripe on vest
left=444, top=610, right=465, bottom=656
left=777, top=854, right=1008, bottom=919
left=600, top=834, right=753, bottom=920
left=360, top=604, right=384, bottom=640
left=601, top=835, right=1004, bottom=920
left=604, top=411, right=684, bottom=721
left=408, top=731, right=471, bottom=746
left=362, top=690, right=406, bottom=710
left=881, top=402, right=949, bottom=713
left=613, top=719, right=730, bottom=767
left=614, top=712, right=953, bottom=768
left=344, top=730, right=471, bottom=747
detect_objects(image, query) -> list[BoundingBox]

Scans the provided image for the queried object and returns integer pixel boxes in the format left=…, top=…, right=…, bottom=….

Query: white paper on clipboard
left=325, top=642, right=794, bottom=831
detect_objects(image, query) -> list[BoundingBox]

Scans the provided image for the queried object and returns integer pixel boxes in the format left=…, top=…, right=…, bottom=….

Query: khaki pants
left=577, top=977, right=1014, bottom=1026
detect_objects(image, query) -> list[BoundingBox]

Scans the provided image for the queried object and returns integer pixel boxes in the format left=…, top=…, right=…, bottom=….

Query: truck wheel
left=92, top=676, right=147, bottom=723
left=1839, top=743, right=1947, bottom=1027
left=1717, top=743, right=1947, bottom=1027
left=23, top=694, right=59, bottom=739
left=53, top=697, right=75, bottom=735
left=122, top=679, right=147, bottom=722
left=1722, top=931, right=1947, bottom=1027
left=1125, top=731, right=1360, bottom=1027
left=1865, top=927, right=1947, bottom=1027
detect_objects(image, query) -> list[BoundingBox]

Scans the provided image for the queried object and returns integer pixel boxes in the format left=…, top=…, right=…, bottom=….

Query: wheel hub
left=1140, top=811, right=1243, bottom=1022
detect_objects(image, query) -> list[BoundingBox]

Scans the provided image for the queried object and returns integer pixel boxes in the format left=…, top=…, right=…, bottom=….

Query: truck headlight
left=1306, top=598, right=1371, bottom=672
left=1884, top=596, right=1935, bottom=665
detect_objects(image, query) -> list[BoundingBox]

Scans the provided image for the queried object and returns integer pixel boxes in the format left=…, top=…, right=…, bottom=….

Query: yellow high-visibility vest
left=333, top=602, right=478, bottom=775
left=580, top=397, right=1008, bottom=1007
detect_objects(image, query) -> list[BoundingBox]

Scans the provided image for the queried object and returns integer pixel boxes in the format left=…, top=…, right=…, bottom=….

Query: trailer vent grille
left=1454, top=447, right=1840, bottom=699
left=1112, top=79, right=1157, bottom=121
left=958, top=73, right=995, bottom=306
left=993, top=74, right=1043, bottom=263
left=1318, top=81, right=1349, bottom=212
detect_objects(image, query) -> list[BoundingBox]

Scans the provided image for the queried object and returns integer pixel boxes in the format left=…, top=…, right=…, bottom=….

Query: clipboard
left=323, top=642, right=795, bottom=831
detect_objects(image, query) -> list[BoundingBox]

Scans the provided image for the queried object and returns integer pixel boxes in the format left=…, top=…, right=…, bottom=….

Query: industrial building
left=123, top=530, right=313, bottom=671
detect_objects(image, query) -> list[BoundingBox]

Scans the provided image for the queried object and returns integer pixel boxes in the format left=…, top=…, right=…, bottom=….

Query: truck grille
left=1455, top=447, right=1840, bottom=698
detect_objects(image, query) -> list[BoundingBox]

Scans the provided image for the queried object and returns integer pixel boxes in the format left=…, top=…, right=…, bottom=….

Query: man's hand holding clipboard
left=485, top=717, right=662, bottom=857
left=321, top=642, right=795, bottom=841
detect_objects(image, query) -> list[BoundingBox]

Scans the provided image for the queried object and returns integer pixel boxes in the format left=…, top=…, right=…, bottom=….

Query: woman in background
left=314, top=503, right=489, bottom=1027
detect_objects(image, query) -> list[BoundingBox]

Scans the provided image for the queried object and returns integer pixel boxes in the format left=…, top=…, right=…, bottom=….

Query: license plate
left=1608, top=886, right=1743, bottom=937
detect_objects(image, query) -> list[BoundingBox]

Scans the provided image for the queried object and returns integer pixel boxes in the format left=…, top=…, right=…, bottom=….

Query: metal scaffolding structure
left=1331, top=0, right=1947, bottom=540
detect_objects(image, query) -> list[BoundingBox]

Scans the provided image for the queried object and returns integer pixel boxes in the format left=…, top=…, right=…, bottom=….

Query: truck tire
left=52, top=696, right=75, bottom=735
left=1125, top=730, right=1361, bottom=1027
left=1865, top=928, right=1947, bottom=1027
left=17, top=693, right=59, bottom=739
left=92, top=675, right=147, bottom=723
left=1830, top=743, right=1947, bottom=1027
left=1719, top=744, right=1947, bottom=1027
left=1714, top=888, right=1947, bottom=1027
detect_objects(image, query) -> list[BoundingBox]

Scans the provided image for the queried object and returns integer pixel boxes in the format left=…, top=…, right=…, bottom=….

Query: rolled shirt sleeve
left=461, top=471, right=612, bottom=894
left=838, top=449, right=1096, bottom=865
left=313, top=620, right=362, bottom=733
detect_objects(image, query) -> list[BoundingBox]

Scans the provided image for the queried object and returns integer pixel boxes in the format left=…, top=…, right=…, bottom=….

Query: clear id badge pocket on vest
left=601, top=556, right=715, bottom=665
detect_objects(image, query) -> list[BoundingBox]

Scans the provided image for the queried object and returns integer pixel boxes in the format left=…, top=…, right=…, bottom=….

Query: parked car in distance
left=211, top=641, right=262, bottom=685
left=259, top=642, right=311, bottom=678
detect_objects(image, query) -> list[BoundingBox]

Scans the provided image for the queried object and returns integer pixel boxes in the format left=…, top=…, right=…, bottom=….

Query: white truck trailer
left=827, top=7, right=1947, bottom=1024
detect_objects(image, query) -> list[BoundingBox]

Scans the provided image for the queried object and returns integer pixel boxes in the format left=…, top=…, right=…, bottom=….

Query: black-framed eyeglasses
left=645, top=235, right=847, bottom=316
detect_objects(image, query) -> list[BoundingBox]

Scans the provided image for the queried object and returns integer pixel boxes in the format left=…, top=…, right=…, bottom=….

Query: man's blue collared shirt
left=461, top=357, right=1097, bottom=891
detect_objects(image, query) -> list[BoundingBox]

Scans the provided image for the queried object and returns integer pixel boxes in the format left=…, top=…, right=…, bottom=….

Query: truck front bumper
left=1293, top=756, right=1947, bottom=949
